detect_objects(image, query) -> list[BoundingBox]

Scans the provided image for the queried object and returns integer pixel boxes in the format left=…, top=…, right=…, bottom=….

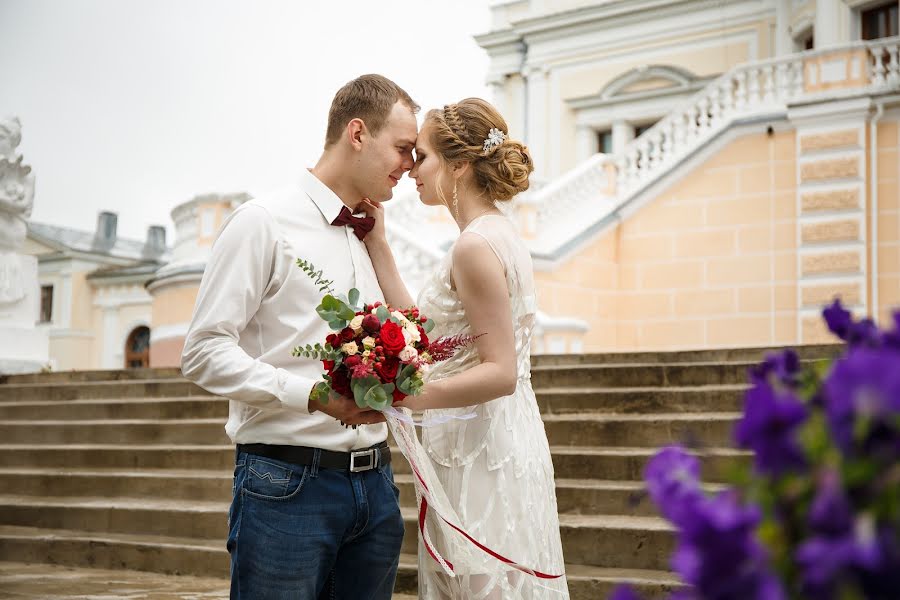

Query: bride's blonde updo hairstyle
left=426, top=98, right=533, bottom=202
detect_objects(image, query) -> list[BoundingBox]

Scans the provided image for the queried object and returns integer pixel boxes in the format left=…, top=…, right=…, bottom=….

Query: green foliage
left=291, top=342, right=340, bottom=360
left=296, top=258, right=335, bottom=295
left=316, top=295, right=356, bottom=331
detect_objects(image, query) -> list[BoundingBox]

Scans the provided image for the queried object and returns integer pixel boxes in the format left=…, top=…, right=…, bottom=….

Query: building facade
left=21, top=0, right=900, bottom=370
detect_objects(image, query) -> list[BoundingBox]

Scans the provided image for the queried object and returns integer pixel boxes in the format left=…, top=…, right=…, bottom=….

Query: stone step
left=0, top=367, right=184, bottom=385
left=0, top=379, right=212, bottom=402
left=0, top=444, right=235, bottom=470
left=0, top=386, right=744, bottom=421
left=0, top=528, right=679, bottom=600
left=542, top=412, right=739, bottom=447
left=529, top=361, right=759, bottom=388
left=0, top=443, right=747, bottom=481
left=0, top=467, right=232, bottom=502
left=0, top=496, right=675, bottom=571
left=536, top=385, right=745, bottom=414
left=0, top=524, right=227, bottom=577
left=0, top=412, right=739, bottom=447
left=0, top=418, right=230, bottom=445
left=0, top=561, right=229, bottom=599
left=530, top=343, right=840, bottom=366
left=0, top=397, right=228, bottom=420
left=0, top=468, right=688, bottom=519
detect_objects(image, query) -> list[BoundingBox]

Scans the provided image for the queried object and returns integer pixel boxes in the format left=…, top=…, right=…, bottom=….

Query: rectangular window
left=597, top=129, right=613, bottom=154
left=39, top=285, right=53, bottom=323
left=862, top=2, right=898, bottom=40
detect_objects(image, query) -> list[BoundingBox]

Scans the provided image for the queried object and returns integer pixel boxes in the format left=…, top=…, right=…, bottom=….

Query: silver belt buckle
left=349, top=448, right=378, bottom=472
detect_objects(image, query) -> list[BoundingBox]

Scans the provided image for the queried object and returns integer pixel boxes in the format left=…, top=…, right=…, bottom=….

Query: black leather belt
left=237, top=442, right=391, bottom=473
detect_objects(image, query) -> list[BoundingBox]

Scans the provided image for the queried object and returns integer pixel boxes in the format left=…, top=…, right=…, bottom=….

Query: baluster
left=687, top=105, right=700, bottom=139
left=793, top=60, right=805, bottom=97
left=662, top=120, right=675, bottom=157
left=650, top=133, right=663, bottom=169
left=626, top=151, right=639, bottom=188
left=720, top=79, right=734, bottom=117
left=775, top=62, right=788, bottom=101
left=888, top=45, right=899, bottom=85
left=872, top=47, right=887, bottom=86
left=697, top=96, right=711, bottom=130
left=747, top=67, right=761, bottom=106
left=763, top=65, right=775, bottom=103
left=735, top=70, right=748, bottom=110
left=709, top=87, right=722, bottom=125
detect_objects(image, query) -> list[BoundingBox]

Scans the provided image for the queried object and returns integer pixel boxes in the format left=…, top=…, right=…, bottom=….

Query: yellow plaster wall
left=538, top=129, right=801, bottom=351
left=151, top=284, right=199, bottom=328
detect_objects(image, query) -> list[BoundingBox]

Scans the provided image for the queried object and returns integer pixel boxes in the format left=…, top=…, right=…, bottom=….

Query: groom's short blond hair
left=325, top=74, right=419, bottom=148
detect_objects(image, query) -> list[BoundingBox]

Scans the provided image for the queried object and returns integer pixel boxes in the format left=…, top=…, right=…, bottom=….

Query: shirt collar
left=298, top=168, right=351, bottom=224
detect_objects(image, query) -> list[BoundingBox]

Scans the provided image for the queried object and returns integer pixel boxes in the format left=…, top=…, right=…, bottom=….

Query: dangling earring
left=452, top=179, right=460, bottom=221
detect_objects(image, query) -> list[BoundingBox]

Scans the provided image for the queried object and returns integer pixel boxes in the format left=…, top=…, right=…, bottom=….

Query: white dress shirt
left=181, top=169, right=386, bottom=451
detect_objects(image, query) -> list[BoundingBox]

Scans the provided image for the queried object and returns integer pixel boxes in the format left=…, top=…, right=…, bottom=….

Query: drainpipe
left=870, top=101, right=884, bottom=320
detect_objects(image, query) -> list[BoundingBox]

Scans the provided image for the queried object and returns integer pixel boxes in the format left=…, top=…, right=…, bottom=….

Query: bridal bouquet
left=291, top=258, right=474, bottom=410
left=611, top=299, right=900, bottom=600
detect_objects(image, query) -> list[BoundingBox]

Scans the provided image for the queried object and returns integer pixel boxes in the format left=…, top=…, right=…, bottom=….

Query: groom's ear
left=347, top=118, right=366, bottom=151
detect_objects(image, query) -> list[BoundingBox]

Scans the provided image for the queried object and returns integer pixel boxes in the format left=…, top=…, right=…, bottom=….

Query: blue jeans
left=228, top=448, right=405, bottom=599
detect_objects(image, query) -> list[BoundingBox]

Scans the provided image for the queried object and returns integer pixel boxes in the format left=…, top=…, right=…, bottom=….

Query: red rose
left=362, top=314, right=381, bottom=334
left=322, top=359, right=335, bottom=371
left=330, top=367, right=351, bottom=398
left=417, top=326, right=429, bottom=348
left=380, top=321, right=406, bottom=356
left=344, top=355, right=361, bottom=369
left=340, top=327, right=355, bottom=342
left=326, top=334, right=339, bottom=347
left=392, top=388, right=407, bottom=404
left=375, top=356, right=400, bottom=382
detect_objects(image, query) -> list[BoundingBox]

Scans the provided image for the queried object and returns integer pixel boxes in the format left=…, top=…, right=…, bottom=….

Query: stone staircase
left=0, top=346, right=839, bottom=598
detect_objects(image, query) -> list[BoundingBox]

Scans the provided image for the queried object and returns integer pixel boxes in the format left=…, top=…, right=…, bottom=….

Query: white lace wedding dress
left=388, top=214, right=569, bottom=600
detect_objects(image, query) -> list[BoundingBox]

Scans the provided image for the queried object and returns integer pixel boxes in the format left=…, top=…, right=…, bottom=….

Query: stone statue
left=0, top=116, right=48, bottom=374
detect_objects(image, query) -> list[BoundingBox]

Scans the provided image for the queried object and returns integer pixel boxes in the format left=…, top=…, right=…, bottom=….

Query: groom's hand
left=309, top=392, right=386, bottom=426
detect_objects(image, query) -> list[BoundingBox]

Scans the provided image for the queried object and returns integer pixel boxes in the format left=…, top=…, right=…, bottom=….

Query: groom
left=181, top=74, right=419, bottom=599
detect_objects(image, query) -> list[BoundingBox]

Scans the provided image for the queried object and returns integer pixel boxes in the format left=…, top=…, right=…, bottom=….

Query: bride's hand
left=394, top=391, right=426, bottom=412
left=360, top=197, right=386, bottom=246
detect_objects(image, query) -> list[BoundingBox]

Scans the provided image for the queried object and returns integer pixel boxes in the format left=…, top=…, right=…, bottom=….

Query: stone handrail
left=525, top=36, right=900, bottom=247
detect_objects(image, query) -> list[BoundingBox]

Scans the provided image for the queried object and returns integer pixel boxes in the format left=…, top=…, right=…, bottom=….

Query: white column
left=575, top=125, right=596, bottom=161
left=612, top=120, right=635, bottom=154
left=101, top=305, right=119, bottom=369
left=524, top=66, right=549, bottom=177
left=815, top=0, right=852, bottom=48
left=507, top=74, right=527, bottom=141
left=775, top=0, right=792, bottom=56
left=487, top=76, right=506, bottom=117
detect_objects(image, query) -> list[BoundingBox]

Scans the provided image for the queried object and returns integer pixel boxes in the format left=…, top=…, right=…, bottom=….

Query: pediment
left=600, top=65, right=699, bottom=99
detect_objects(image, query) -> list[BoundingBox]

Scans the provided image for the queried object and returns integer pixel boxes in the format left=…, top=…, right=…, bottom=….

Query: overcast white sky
left=0, top=0, right=492, bottom=242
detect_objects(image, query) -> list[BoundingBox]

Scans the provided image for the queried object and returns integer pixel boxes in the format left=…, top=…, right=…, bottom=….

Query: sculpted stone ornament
left=0, top=116, right=48, bottom=374
left=0, top=117, right=35, bottom=303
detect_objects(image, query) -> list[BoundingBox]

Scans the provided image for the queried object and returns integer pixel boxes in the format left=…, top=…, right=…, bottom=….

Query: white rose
left=362, top=336, right=376, bottom=349
left=362, top=349, right=371, bottom=358
left=341, top=341, right=359, bottom=356
left=398, top=345, right=418, bottom=363
left=349, top=315, right=364, bottom=333
left=402, top=322, right=420, bottom=344
left=391, top=310, right=409, bottom=324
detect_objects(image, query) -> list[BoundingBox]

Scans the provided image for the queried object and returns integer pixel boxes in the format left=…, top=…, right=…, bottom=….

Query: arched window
left=125, top=326, right=150, bottom=369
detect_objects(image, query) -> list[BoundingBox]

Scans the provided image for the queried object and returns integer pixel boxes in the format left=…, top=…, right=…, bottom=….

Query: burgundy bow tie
left=330, top=206, right=375, bottom=240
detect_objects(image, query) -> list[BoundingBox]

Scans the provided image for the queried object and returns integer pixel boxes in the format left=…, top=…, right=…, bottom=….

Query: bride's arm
left=361, top=199, right=415, bottom=308
left=401, top=232, right=518, bottom=410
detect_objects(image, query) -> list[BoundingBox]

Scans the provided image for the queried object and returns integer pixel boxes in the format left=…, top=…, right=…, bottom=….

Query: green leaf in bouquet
left=310, top=381, right=333, bottom=405
left=396, top=364, right=421, bottom=395
left=364, top=382, right=395, bottom=411
left=351, top=376, right=381, bottom=409
left=376, top=305, right=391, bottom=323
left=338, top=304, right=356, bottom=321
left=348, top=288, right=360, bottom=308
left=328, top=318, right=347, bottom=331
left=422, top=318, right=435, bottom=334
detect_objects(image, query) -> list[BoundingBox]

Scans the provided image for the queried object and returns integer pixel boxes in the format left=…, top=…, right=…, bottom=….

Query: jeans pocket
left=243, top=457, right=308, bottom=501
left=379, top=465, right=402, bottom=501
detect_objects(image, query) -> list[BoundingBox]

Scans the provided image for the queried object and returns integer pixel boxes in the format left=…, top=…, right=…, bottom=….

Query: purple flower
left=734, top=382, right=808, bottom=476
left=670, top=490, right=784, bottom=600
left=808, top=470, right=853, bottom=536
left=823, top=348, right=900, bottom=457
left=750, top=349, right=801, bottom=390
left=644, top=446, right=704, bottom=527
left=823, top=299, right=884, bottom=348
left=608, top=585, right=642, bottom=600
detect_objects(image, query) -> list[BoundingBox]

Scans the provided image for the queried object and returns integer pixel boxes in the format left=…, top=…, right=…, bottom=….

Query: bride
left=362, top=98, right=569, bottom=599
